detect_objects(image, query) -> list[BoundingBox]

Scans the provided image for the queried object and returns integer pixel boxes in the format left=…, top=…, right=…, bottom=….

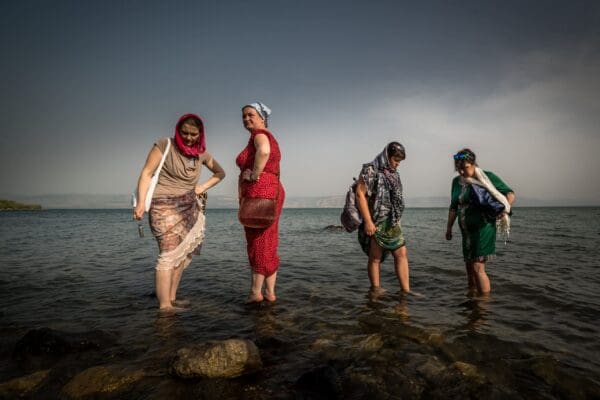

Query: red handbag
left=238, top=197, right=277, bottom=228
left=238, top=175, right=280, bottom=229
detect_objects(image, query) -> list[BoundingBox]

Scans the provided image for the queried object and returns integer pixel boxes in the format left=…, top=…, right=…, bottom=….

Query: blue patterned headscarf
left=244, top=102, right=271, bottom=122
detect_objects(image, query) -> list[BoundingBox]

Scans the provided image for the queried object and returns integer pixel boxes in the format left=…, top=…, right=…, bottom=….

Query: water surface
left=1, top=207, right=599, bottom=398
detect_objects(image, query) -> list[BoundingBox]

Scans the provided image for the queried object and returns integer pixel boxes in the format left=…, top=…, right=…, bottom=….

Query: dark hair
left=179, top=117, right=203, bottom=129
left=387, top=141, right=406, bottom=160
left=453, top=148, right=477, bottom=171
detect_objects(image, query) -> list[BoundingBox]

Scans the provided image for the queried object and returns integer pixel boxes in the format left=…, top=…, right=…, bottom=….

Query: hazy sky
left=1, top=0, right=599, bottom=203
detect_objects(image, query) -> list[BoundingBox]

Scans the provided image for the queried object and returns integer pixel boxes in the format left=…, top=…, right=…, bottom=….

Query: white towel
left=464, top=167, right=511, bottom=240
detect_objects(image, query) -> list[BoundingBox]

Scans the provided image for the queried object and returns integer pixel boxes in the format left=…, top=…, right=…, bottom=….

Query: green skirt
left=460, top=222, right=496, bottom=262
left=358, top=219, right=405, bottom=261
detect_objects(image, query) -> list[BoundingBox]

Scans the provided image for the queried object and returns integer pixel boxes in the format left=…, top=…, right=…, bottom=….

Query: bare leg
left=264, top=271, right=277, bottom=302
left=465, top=261, right=477, bottom=292
left=156, top=269, right=174, bottom=310
left=368, top=238, right=384, bottom=289
left=170, top=265, right=185, bottom=303
left=392, top=245, right=410, bottom=293
left=473, top=261, right=491, bottom=294
left=246, top=272, right=265, bottom=303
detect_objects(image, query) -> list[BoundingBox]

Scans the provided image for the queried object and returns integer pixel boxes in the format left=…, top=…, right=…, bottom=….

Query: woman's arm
left=500, top=191, right=516, bottom=218
left=195, top=156, right=226, bottom=195
left=134, top=145, right=162, bottom=220
left=242, top=133, right=270, bottom=182
left=356, top=176, right=376, bottom=236
left=446, top=209, right=457, bottom=240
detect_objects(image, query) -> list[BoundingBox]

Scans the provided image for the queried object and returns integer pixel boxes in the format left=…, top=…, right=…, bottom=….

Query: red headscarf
left=174, top=113, right=206, bottom=158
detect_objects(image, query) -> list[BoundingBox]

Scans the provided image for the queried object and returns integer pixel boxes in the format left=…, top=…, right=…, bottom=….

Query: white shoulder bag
left=132, top=138, right=171, bottom=212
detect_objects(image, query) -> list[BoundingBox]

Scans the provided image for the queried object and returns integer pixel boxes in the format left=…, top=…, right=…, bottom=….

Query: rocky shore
left=2, top=324, right=598, bottom=399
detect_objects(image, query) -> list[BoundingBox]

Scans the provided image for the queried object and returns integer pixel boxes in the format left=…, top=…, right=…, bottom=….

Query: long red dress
left=236, top=129, right=285, bottom=276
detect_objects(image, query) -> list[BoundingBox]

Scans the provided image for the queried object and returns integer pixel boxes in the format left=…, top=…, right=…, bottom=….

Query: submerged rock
left=13, top=327, right=116, bottom=368
left=416, top=356, right=447, bottom=384
left=61, top=365, right=145, bottom=399
left=170, top=339, right=262, bottom=379
left=296, top=365, right=343, bottom=399
left=451, top=361, right=486, bottom=384
left=0, top=369, right=50, bottom=398
left=530, top=356, right=598, bottom=400
left=323, top=225, right=344, bottom=232
left=356, top=333, right=384, bottom=354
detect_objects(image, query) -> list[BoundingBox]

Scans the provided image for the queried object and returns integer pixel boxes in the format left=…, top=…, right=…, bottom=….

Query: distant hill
left=0, top=193, right=597, bottom=209
left=0, top=199, right=42, bottom=210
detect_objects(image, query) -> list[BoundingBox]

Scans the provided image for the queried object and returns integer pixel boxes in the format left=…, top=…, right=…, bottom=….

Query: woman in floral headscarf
left=134, top=114, right=225, bottom=312
left=356, top=142, right=411, bottom=294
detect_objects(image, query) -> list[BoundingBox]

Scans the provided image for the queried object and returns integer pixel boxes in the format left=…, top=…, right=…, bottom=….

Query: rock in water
left=0, top=369, right=50, bottom=398
left=170, top=339, right=262, bottom=379
left=13, top=327, right=116, bottom=368
left=296, top=365, right=342, bottom=399
left=61, top=365, right=145, bottom=399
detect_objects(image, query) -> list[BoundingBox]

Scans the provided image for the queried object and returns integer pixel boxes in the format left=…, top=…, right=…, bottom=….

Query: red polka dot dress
left=236, top=129, right=285, bottom=276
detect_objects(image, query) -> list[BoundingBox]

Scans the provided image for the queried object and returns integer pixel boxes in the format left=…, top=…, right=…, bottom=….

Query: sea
left=0, top=207, right=599, bottom=399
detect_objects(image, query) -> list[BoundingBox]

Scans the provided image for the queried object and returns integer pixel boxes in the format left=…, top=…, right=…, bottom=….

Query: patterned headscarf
left=244, top=102, right=271, bottom=122
left=360, top=144, right=405, bottom=226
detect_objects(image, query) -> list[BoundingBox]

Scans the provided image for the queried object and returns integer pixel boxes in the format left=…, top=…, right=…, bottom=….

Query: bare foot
left=245, top=293, right=264, bottom=304
left=369, top=286, right=386, bottom=300
left=158, top=306, right=187, bottom=315
left=264, top=290, right=276, bottom=302
left=171, top=299, right=191, bottom=307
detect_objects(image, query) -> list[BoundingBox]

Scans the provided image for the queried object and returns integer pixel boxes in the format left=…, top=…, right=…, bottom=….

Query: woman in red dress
left=236, top=102, right=285, bottom=303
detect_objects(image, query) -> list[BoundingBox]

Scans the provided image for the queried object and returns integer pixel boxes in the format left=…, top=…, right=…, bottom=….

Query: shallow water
left=1, top=207, right=599, bottom=398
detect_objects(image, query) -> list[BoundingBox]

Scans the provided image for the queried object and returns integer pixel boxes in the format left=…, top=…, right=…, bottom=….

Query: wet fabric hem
left=155, top=209, right=206, bottom=271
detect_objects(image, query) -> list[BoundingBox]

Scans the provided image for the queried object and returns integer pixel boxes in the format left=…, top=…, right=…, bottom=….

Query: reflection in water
left=460, top=294, right=490, bottom=331
left=251, top=303, right=280, bottom=339
left=364, top=288, right=411, bottom=322
left=394, top=293, right=410, bottom=321
left=154, top=312, right=185, bottom=340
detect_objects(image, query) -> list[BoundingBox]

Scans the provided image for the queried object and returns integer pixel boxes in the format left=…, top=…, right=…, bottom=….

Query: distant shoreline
left=0, top=199, right=42, bottom=211
left=2, top=194, right=598, bottom=209
left=13, top=205, right=600, bottom=211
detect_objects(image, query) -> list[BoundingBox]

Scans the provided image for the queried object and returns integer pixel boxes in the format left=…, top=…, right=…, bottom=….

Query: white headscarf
left=244, top=102, right=271, bottom=122
left=464, top=167, right=511, bottom=240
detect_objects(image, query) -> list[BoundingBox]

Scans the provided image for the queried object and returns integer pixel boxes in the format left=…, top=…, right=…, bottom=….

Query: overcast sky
left=1, top=0, right=599, bottom=204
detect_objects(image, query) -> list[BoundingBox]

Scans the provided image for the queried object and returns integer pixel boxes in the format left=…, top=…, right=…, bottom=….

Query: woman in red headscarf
left=134, top=114, right=225, bottom=312
left=236, top=102, right=285, bottom=303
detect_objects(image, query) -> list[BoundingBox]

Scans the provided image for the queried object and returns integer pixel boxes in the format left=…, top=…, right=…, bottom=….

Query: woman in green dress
left=445, top=148, right=515, bottom=294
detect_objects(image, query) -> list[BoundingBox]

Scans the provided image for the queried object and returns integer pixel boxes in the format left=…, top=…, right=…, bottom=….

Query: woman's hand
left=364, top=220, right=377, bottom=236
left=133, top=204, right=145, bottom=220
left=445, top=229, right=452, bottom=240
left=241, top=169, right=253, bottom=181
left=195, top=184, right=206, bottom=196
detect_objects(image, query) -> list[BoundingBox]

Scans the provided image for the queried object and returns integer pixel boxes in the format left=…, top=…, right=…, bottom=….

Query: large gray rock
left=170, top=339, right=262, bottom=379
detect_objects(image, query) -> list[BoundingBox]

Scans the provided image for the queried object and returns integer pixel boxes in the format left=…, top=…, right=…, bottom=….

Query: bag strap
left=154, top=138, right=171, bottom=177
